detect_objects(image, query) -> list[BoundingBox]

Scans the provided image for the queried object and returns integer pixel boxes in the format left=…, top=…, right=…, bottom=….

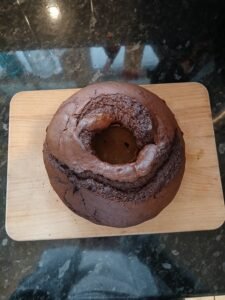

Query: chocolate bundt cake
left=43, top=82, right=185, bottom=227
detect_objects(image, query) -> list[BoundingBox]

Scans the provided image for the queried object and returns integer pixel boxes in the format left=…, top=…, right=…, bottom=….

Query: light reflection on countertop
left=1, top=0, right=225, bottom=299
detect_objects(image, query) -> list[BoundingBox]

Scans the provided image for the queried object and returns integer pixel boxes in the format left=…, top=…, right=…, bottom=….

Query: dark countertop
left=1, top=0, right=225, bottom=299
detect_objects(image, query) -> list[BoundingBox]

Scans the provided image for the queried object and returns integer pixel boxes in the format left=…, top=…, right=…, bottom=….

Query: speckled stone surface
left=1, top=0, right=225, bottom=299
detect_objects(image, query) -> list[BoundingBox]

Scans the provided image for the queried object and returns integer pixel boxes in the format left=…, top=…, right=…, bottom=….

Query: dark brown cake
left=43, top=82, right=185, bottom=227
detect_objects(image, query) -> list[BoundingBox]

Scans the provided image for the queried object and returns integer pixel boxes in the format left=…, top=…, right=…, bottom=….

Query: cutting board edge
left=5, top=217, right=225, bottom=242
left=9, top=81, right=208, bottom=102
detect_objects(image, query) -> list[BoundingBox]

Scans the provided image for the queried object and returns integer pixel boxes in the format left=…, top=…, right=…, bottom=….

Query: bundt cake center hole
left=91, top=124, right=139, bottom=164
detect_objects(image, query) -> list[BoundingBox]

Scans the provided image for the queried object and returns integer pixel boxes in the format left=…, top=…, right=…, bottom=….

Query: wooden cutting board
left=6, top=83, right=225, bottom=241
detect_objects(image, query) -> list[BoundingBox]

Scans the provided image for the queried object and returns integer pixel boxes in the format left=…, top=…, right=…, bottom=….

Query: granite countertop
left=1, top=0, right=225, bottom=299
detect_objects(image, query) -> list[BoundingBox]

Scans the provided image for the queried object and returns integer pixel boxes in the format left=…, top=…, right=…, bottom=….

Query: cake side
left=43, top=82, right=185, bottom=227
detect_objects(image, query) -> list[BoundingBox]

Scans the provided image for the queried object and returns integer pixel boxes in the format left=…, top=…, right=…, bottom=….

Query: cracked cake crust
left=43, top=82, right=185, bottom=227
